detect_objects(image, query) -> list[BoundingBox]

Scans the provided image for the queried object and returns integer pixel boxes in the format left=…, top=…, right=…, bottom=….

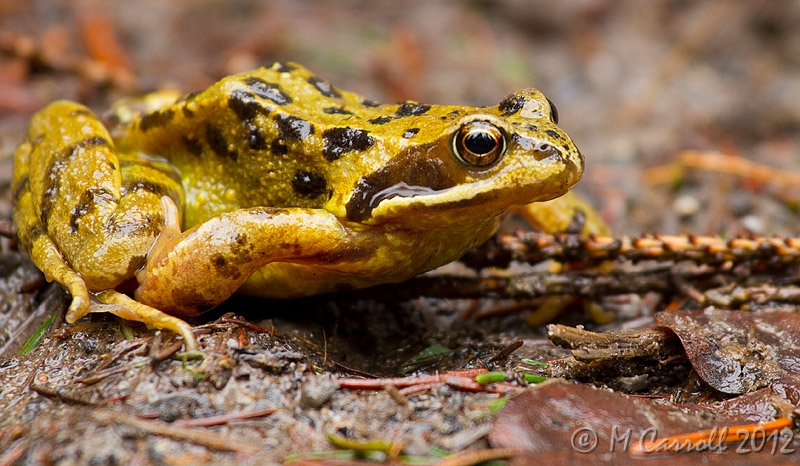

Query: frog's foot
left=91, top=290, right=199, bottom=352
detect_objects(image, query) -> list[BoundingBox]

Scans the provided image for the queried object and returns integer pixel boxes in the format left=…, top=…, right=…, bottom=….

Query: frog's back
left=111, top=63, right=470, bottom=228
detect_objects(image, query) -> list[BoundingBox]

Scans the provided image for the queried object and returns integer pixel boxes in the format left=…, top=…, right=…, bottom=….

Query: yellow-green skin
left=12, top=62, right=586, bottom=351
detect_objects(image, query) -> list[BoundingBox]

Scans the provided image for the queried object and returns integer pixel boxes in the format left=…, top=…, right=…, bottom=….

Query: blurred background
left=1, top=0, right=799, bottom=236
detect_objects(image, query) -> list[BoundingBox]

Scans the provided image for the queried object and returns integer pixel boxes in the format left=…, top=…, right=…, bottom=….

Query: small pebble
left=740, top=215, right=765, bottom=235
left=673, top=194, right=701, bottom=217
left=300, top=375, right=339, bottom=409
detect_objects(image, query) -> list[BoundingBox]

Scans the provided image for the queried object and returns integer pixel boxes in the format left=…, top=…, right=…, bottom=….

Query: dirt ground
left=1, top=1, right=800, bottom=465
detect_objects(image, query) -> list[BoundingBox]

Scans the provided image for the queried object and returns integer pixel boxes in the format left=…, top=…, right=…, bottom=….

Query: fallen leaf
left=657, top=308, right=800, bottom=404
left=490, top=382, right=797, bottom=465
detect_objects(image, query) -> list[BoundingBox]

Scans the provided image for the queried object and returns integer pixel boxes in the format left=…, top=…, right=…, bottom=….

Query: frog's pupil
left=464, top=131, right=496, bottom=155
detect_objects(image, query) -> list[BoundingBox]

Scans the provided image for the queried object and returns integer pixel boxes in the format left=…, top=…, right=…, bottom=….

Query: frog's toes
left=94, top=290, right=199, bottom=352
left=65, top=294, right=91, bottom=324
left=62, top=271, right=92, bottom=324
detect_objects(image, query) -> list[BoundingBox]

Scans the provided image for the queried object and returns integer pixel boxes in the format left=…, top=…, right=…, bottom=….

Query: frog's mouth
left=369, top=182, right=438, bottom=209
left=345, top=148, right=582, bottom=223
left=345, top=180, right=442, bottom=223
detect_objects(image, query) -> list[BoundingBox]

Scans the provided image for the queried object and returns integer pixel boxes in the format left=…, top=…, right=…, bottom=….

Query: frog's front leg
left=135, top=207, right=352, bottom=315
left=515, top=191, right=610, bottom=236
left=11, top=101, right=194, bottom=348
left=513, top=191, right=613, bottom=326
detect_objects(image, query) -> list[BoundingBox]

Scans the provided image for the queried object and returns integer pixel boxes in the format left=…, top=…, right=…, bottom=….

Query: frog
left=12, top=62, right=597, bottom=352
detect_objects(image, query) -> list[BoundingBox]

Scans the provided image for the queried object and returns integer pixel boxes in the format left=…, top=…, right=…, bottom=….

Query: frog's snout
left=574, top=150, right=586, bottom=183
left=572, top=148, right=585, bottom=176
left=561, top=146, right=585, bottom=186
left=538, top=142, right=584, bottom=193
left=532, top=137, right=583, bottom=176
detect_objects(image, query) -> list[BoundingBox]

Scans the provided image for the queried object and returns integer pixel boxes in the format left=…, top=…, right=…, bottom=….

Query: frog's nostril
left=532, top=141, right=560, bottom=162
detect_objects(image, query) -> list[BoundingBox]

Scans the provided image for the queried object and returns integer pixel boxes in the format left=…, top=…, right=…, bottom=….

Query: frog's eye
left=545, top=97, right=559, bottom=124
left=453, top=121, right=506, bottom=168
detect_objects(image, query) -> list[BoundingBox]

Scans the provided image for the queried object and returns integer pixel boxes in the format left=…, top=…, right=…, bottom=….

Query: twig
left=338, top=369, right=487, bottom=390
left=0, top=441, right=28, bottom=466
left=492, top=232, right=800, bottom=268
left=173, top=407, right=276, bottom=428
left=488, top=339, right=524, bottom=363
left=93, top=410, right=260, bottom=453
left=443, top=375, right=523, bottom=395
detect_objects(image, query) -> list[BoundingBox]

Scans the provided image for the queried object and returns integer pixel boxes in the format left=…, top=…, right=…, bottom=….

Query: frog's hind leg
left=12, top=101, right=188, bottom=341
left=85, top=196, right=198, bottom=351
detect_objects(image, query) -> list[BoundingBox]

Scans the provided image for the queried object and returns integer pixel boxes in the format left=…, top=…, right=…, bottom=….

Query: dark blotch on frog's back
left=228, top=89, right=271, bottom=122
left=345, top=141, right=462, bottom=222
left=242, top=76, right=293, bottom=106
left=182, top=135, right=203, bottom=156
left=402, top=128, right=420, bottom=139
left=308, top=76, right=342, bottom=99
left=138, top=109, right=175, bottom=132
left=361, top=99, right=381, bottom=107
left=291, top=170, right=328, bottom=198
left=396, top=102, right=431, bottom=117
left=275, top=114, right=314, bottom=141
left=368, top=116, right=393, bottom=125
left=545, top=129, right=562, bottom=140
left=498, top=94, right=526, bottom=117
left=441, top=110, right=461, bottom=122
left=175, top=89, right=208, bottom=118
left=273, top=62, right=296, bottom=73
left=40, top=184, right=61, bottom=231
left=322, top=127, right=375, bottom=162
left=183, top=89, right=203, bottom=101
left=324, top=107, right=354, bottom=115
left=270, top=140, right=288, bottom=156
left=206, top=124, right=237, bottom=161
left=246, top=125, right=268, bottom=151
left=177, top=90, right=203, bottom=118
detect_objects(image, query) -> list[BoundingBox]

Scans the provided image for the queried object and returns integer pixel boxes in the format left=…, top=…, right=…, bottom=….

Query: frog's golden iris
left=12, top=62, right=586, bottom=351
left=452, top=120, right=507, bottom=168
